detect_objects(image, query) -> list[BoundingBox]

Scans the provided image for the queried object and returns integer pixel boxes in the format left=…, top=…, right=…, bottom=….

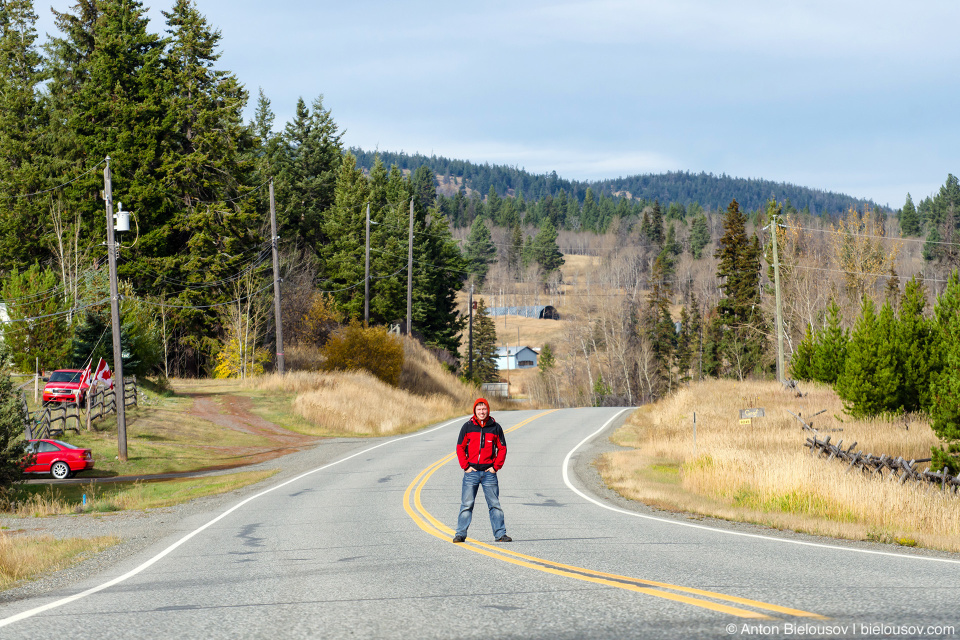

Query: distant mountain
left=350, top=148, right=880, bottom=215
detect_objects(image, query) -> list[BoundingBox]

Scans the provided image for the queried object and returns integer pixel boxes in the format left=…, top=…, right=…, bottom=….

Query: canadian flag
left=93, top=358, right=114, bottom=389
left=78, top=365, right=90, bottom=389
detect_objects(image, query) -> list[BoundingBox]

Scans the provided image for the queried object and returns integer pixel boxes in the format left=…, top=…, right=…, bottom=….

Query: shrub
left=214, top=339, right=271, bottom=379
left=321, top=321, right=404, bottom=386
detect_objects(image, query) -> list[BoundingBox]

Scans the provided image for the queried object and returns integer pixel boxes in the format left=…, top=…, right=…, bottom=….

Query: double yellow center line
left=403, top=410, right=826, bottom=620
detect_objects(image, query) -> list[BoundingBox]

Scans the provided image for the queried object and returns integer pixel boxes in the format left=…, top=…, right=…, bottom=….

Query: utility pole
left=103, top=157, right=126, bottom=462
left=364, top=203, right=370, bottom=325
left=407, top=199, right=413, bottom=335
left=771, top=209, right=785, bottom=383
left=468, top=283, right=474, bottom=379
left=269, top=180, right=284, bottom=374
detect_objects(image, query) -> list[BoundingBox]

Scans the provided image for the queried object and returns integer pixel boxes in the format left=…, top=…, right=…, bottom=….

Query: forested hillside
left=351, top=149, right=877, bottom=215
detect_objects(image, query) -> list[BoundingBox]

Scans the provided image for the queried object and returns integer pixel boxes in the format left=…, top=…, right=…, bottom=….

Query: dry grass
left=248, top=336, right=483, bottom=436
left=600, top=379, right=960, bottom=552
left=0, top=533, right=119, bottom=590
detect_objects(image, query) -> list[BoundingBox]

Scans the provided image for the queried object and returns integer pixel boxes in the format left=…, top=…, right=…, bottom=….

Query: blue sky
left=36, top=1, right=960, bottom=207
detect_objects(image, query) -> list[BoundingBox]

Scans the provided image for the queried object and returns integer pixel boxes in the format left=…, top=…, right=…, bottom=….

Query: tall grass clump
left=600, top=378, right=960, bottom=552
left=250, top=336, right=482, bottom=436
left=0, top=533, right=118, bottom=590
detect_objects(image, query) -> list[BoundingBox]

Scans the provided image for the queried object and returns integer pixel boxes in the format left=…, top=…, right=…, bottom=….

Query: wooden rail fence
left=788, top=410, right=959, bottom=495
left=22, top=376, right=138, bottom=439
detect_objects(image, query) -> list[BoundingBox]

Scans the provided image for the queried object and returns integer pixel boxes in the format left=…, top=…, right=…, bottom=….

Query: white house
left=495, top=346, right=539, bottom=371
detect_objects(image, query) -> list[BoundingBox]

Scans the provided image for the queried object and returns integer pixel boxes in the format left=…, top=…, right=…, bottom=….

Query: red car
left=42, top=369, right=90, bottom=405
left=23, top=439, right=95, bottom=479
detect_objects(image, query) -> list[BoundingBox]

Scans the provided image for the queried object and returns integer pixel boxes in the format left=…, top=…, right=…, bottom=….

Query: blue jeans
left=455, top=470, right=506, bottom=539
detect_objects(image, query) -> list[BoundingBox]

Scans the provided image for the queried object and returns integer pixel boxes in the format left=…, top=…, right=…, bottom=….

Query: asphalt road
left=1, top=408, right=959, bottom=639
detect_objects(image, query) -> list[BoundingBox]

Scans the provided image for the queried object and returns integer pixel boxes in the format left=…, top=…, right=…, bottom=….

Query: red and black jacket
left=456, top=415, right=507, bottom=472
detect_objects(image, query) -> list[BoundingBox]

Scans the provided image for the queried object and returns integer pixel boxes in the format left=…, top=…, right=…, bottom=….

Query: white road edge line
left=0, top=416, right=469, bottom=628
left=562, top=408, right=960, bottom=566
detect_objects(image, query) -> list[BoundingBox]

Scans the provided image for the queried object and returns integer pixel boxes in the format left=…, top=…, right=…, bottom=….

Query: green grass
left=14, top=470, right=279, bottom=515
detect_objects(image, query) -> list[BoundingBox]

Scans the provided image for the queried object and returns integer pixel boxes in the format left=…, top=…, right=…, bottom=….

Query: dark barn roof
left=486, top=305, right=560, bottom=320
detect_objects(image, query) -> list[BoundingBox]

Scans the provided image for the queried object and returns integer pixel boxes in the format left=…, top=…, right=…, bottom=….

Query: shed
left=486, top=305, right=560, bottom=320
left=495, top=346, right=539, bottom=371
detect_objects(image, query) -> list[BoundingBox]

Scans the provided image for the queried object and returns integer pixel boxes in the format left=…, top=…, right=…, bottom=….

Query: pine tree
left=689, top=212, right=710, bottom=259
left=811, top=300, right=848, bottom=384
left=896, top=276, right=934, bottom=412
left=507, top=223, right=523, bottom=278
left=469, top=298, right=498, bottom=383
left=930, top=270, right=960, bottom=471
left=318, top=153, right=370, bottom=319
left=464, top=216, right=496, bottom=285
left=837, top=298, right=901, bottom=417
left=789, top=323, right=816, bottom=381
left=648, top=200, right=664, bottom=247
left=531, top=217, right=564, bottom=277
left=711, top=199, right=766, bottom=379
left=645, top=251, right=675, bottom=393
left=274, top=95, right=343, bottom=254
left=538, top=343, right=556, bottom=374
left=0, top=0, right=47, bottom=269
left=900, top=193, right=920, bottom=237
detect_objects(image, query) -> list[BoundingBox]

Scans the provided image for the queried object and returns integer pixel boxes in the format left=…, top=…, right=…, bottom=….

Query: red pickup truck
left=42, top=369, right=90, bottom=405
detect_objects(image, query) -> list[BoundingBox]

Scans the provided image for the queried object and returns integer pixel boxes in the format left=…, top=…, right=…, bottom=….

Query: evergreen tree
left=923, top=225, right=942, bottom=262
left=675, top=303, right=692, bottom=384
left=645, top=251, right=676, bottom=393
left=896, top=276, right=934, bottom=412
left=689, top=212, right=710, bottom=259
left=930, top=270, right=960, bottom=471
left=648, top=200, right=664, bottom=246
left=318, top=152, right=369, bottom=319
left=0, top=265, right=72, bottom=372
left=0, top=347, right=29, bottom=507
left=711, top=199, right=766, bottom=379
left=0, top=0, right=47, bottom=269
left=530, top=217, right=564, bottom=277
left=464, top=216, right=496, bottom=285
left=900, top=193, right=920, bottom=237
left=790, top=323, right=816, bottom=381
left=469, top=298, right=498, bottom=383
left=837, top=298, right=900, bottom=417
left=507, top=223, right=523, bottom=278
left=811, top=300, right=848, bottom=384
left=274, top=95, right=343, bottom=254
left=538, top=343, right=555, bottom=374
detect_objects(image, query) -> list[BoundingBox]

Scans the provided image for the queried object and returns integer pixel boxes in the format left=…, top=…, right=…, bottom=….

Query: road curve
left=1, top=408, right=958, bottom=639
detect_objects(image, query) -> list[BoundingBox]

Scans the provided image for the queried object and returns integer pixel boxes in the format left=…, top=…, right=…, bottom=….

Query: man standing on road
left=453, top=398, right=511, bottom=543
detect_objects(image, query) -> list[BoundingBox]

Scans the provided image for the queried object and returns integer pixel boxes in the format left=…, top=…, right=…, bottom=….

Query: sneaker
left=452, top=535, right=466, bottom=543
left=496, top=535, right=512, bottom=542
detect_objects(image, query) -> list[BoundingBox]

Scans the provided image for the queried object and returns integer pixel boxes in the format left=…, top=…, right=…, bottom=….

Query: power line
left=2, top=298, right=111, bottom=323
left=780, top=263, right=952, bottom=285
left=781, top=224, right=960, bottom=249
left=0, top=158, right=107, bottom=200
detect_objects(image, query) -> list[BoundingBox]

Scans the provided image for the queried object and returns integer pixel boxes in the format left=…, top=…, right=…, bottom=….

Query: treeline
left=0, top=0, right=466, bottom=377
left=351, top=149, right=877, bottom=217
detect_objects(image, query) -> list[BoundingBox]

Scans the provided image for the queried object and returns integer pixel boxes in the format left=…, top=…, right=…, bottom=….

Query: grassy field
left=41, top=390, right=278, bottom=478
left=599, top=379, right=960, bottom=552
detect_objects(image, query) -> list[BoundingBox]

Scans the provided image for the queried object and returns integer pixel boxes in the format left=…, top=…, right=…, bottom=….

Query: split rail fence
left=22, top=376, right=139, bottom=440
left=789, top=411, right=959, bottom=495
